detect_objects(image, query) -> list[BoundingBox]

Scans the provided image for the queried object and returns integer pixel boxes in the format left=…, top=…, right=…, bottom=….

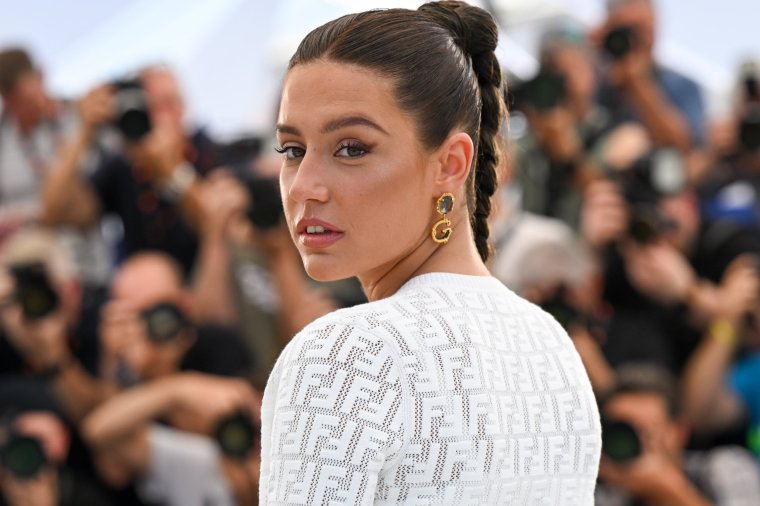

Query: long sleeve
left=259, top=321, right=407, bottom=505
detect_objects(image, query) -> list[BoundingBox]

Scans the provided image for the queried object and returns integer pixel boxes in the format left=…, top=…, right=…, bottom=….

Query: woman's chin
left=302, top=255, right=353, bottom=282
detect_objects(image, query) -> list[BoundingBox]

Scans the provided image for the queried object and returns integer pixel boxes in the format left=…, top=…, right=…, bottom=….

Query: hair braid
left=420, top=1, right=507, bottom=261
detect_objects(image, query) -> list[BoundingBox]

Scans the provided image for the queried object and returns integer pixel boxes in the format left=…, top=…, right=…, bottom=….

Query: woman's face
left=276, top=60, right=437, bottom=282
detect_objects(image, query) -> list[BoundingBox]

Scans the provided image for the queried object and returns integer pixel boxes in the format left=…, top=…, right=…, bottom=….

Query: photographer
left=41, top=65, right=222, bottom=277
left=0, top=403, right=116, bottom=506
left=0, top=228, right=108, bottom=424
left=596, top=364, right=760, bottom=506
left=99, top=252, right=251, bottom=388
left=0, top=47, right=110, bottom=284
left=512, top=24, right=608, bottom=229
left=580, top=127, right=760, bottom=374
left=699, top=60, right=760, bottom=228
left=192, top=162, right=340, bottom=375
left=593, top=0, right=705, bottom=151
left=82, top=372, right=259, bottom=506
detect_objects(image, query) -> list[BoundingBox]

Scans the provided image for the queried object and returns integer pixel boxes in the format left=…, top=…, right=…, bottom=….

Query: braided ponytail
left=419, top=1, right=506, bottom=262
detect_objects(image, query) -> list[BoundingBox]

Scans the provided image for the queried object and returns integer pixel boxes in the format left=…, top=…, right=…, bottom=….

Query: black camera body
left=10, top=263, right=59, bottom=321
left=214, top=412, right=258, bottom=459
left=601, top=419, right=642, bottom=462
left=612, top=149, right=684, bottom=243
left=244, top=177, right=284, bottom=231
left=739, top=106, right=760, bottom=152
left=141, top=302, right=189, bottom=344
left=540, top=286, right=580, bottom=330
left=0, top=433, right=47, bottom=479
left=111, top=79, right=152, bottom=141
left=603, top=25, right=636, bottom=60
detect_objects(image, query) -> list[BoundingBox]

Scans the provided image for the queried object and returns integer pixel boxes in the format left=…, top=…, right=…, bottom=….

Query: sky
left=0, top=0, right=756, bottom=137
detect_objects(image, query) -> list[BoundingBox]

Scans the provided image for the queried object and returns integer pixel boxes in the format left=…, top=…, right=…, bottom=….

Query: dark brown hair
left=288, top=1, right=507, bottom=261
left=0, top=48, right=35, bottom=95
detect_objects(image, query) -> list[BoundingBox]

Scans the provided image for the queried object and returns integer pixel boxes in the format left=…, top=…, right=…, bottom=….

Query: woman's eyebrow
left=321, top=116, right=389, bottom=136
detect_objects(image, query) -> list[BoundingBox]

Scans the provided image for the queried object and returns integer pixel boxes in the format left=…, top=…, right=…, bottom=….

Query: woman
left=260, top=2, right=601, bottom=504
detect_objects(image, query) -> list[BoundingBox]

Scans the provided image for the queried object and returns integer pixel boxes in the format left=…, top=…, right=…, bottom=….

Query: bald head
left=111, top=252, right=185, bottom=310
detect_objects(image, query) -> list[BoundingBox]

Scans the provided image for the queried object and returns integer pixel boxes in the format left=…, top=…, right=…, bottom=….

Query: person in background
left=0, top=47, right=110, bottom=284
left=98, top=251, right=251, bottom=389
left=593, top=0, right=705, bottom=151
left=42, top=65, right=222, bottom=277
left=82, top=372, right=260, bottom=506
left=512, top=23, right=608, bottom=229
left=580, top=125, right=760, bottom=375
left=0, top=227, right=107, bottom=424
left=596, top=363, right=760, bottom=506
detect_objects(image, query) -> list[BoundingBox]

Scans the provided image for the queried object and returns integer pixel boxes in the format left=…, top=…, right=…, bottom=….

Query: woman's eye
left=274, top=145, right=305, bottom=160
left=335, top=143, right=368, bottom=158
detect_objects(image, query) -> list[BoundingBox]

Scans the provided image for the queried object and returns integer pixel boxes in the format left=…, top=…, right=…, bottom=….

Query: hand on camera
left=580, top=180, right=629, bottom=250
left=76, top=84, right=115, bottom=133
left=715, top=254, right=760, bottom=321
left=134, top=122, right=186, bottom=186
left=0, top=468, right=58, bottom=506
left=164, top=373, right=259, bottom=435
left=620, top=240, right=696, bottom=305
left=0, top=270, right=70, bottom=371
left=198, top=170, right=250, bottom=240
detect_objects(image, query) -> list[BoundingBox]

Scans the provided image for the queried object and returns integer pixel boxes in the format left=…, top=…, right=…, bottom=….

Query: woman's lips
left=296, top=218, right=344, bottom=249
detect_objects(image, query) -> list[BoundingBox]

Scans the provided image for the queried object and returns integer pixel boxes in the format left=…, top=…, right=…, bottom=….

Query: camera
left=602, top=25, right=636, bottom=60
left=10, top=263, right=59, bottom=321
left=244, top=177, right=284, bottom=230
left=601, top=419, right=642, bottom=462
left=739, top=106, right=760, bottom=152
left=141, top=302, right=189, bottom=344
left=521, top=70, right=566, bottom=112
left=214, top=412, right=258, bottom=459
left=0, top=433, right=47, bottom=479
left=611, top=149, right=684, bottom=243
left=111, top=79, right=152, bottom=141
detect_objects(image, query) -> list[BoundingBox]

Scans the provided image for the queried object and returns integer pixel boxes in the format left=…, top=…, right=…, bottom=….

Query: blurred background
left=1, top=0, right=756, bottom=138
left=2, top=1, right=760, bottom=505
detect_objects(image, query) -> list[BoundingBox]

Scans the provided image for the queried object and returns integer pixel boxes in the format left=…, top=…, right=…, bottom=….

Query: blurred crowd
left=1, top=0, right=759, bottom=504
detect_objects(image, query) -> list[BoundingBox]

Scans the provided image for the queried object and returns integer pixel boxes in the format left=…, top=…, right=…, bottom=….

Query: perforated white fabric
left=259, top=273, right=601, bottom=505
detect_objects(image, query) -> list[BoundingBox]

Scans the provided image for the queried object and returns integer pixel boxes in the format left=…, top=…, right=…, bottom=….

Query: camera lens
left=11, top=263, right=59, bottom=321
left=141, top=303, right=188, bottom=343
left=603, top=26, right=634, bottom=60
left=1, top=435, right=47, bottom=479
left=601, top=420, right=642, bottom=463
left=214, top=413, right=257, bottom=459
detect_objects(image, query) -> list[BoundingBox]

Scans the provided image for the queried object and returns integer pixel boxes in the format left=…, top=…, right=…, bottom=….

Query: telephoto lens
left=601, top=420, right=642, bottom=463
left=603, top=25, right=635, bottom=59
left=10, top=263, right=59, bottom=321
left=0, top=434, right=48, bottom=479
left=214, top=412, right=258, bottom=459
left=141, top=302, right=189, bottom=343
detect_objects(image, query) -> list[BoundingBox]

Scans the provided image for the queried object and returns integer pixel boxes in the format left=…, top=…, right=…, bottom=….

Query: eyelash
left=273, top=141, right=370, bottom=160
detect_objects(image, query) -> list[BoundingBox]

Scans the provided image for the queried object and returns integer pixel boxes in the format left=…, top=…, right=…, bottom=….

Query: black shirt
left=88, top=129, right=222, bottom=277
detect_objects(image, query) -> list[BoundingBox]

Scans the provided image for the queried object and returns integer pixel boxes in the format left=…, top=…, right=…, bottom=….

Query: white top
left=259, top=273, right=601, bottom=505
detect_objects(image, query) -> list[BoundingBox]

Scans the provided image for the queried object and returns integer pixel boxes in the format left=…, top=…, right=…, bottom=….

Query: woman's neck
left=358, top=210, right=490, bottom=302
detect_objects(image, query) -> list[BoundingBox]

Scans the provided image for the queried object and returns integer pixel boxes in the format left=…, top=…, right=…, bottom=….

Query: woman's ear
left=432, top=131, right=474, bottom=194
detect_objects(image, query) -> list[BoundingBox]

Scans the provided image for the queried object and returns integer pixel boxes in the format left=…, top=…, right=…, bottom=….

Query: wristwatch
left=159, top=161, right=198, bottom=202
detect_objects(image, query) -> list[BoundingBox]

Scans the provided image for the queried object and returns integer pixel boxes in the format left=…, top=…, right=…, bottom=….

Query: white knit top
left=259, top=273, right=601, bottom=505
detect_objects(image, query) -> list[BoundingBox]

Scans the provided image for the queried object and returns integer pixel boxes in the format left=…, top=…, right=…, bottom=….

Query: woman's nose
left=286, top=150, right=329, bottom=204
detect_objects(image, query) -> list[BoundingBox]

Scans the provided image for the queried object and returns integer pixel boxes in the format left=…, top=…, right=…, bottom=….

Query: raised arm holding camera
left=593, top=0, right=705, bottom=151
left=41, top=66, right=218, bottom=277
left=81, top=372, right=260, bottom=506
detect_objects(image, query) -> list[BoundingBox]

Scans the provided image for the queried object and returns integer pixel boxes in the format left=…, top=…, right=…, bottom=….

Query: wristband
left=159, top=162, right=197, bottom=202
left=709, top=318, right=738, bottom=348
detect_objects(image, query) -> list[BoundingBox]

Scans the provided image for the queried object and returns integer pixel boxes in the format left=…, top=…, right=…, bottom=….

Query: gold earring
left=431, top=193, right=454, bottom=244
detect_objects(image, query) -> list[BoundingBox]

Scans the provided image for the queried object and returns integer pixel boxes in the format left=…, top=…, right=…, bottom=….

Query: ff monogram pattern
left=260, top=273, right=601, bottom=505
